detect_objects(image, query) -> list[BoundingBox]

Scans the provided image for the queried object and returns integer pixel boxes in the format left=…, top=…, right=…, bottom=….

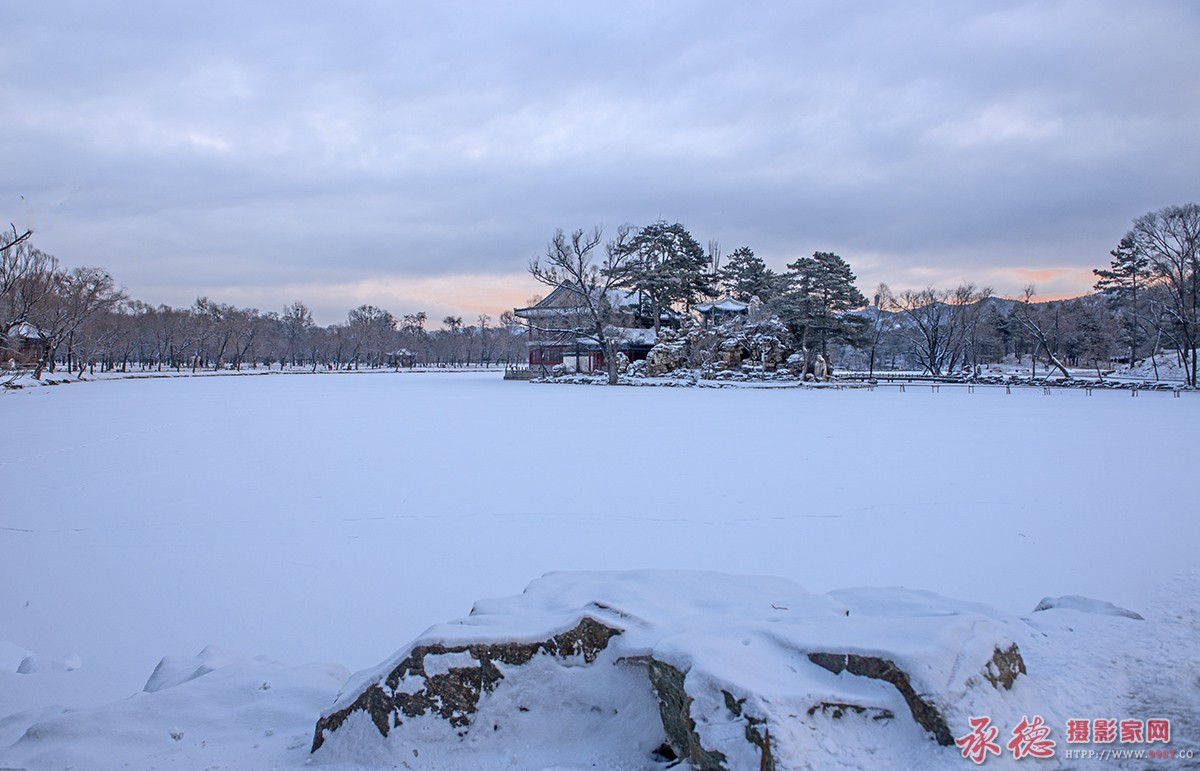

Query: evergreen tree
left=770, top=251, right=868, bottom=359
left=717, top=247, right=785, bottom=301
left=1093, top=233, right=1151, bottom=363
left=620, top=221, right=713, bottom=333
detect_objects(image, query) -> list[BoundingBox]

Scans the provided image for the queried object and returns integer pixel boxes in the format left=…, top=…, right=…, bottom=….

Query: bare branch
left=1, top=225, right=33, bottom=253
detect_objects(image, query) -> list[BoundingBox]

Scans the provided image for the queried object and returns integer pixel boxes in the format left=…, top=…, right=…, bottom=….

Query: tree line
left=530, top=203, right=1200, bottom=386
left=1, top=227, right=525, bottom=380
left=4, top=201, right=1197, bottom=385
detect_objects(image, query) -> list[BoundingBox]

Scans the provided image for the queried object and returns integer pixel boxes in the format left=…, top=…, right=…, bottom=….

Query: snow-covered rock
left=312, top=571, right=1052, bottom=769
left=645, top=327, right=691, bottom=375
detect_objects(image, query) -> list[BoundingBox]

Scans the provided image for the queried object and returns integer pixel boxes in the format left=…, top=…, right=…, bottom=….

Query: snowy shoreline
left=5, top=363, right=1192, bottom=396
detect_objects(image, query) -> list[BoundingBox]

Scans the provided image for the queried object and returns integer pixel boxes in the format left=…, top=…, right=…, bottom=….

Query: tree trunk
left=1041, top=344, right=1071, bottom=379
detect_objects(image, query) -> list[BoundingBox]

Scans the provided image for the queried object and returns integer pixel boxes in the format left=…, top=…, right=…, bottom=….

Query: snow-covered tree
left=717, top=247, right=785, bottom=301
left=528, top=225, right=638, bottom=385
left=620, top=221, right=713, bottom=333
left=887, top=283, right=993, bottom=376
left=771, top=251, right=868, bottom=362
left=1128, top=203, right=1200, bottom=386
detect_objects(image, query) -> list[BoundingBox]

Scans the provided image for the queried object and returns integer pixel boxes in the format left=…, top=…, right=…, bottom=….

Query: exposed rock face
left=645, top=328, right=689, bottom=375
left=641, top=315, right=795, bottom=377
left=648, top=659, right=730, bottom=771
left=311, top=616, right=619, bottom=751
left=983, top=642, right=1027, bottom=689
left=312, top=571, right=1051, bottom=769
left=706, top=315, right=793, bottom=374
left=714, top=335, right=748, bottom=370
left=807, top=652, right=956, bottom=745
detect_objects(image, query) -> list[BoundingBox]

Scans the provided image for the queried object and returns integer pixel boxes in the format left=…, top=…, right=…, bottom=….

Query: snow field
left=1, top=371, right=1197, bottom=768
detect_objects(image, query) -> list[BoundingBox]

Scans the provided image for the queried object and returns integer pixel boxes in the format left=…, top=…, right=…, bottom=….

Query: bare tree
left=1129, top=203, right=1200, bottom=386
left=865, top=283, right=893, bottom=377
left=950, top=283, right=995, bottom=374
left=496, top=310, right=525, bottom=365
left=281, top=301, right=314, bottom=368
left=348, top=305, right=396, bottom=368
left=227, top=306, right=262, bottom=371
left=476, top=313, right=492, bottom=365
left=399, top=312, right=428, bottom=365
left=439, top=316, right=464, bottom=365
left=69, top=299, right=138, bottom=376
left=191, top=297, right=236, bottom=372
left=307, top=325, right=334, bottom=371
left=1011, top=286, right=1072, bottom=379
left=1, top=240, right=58, bottom=365
left=887, top=283, right=991, bottom=375
left=31, top=266, right=123, bottom=379
left=528, top=225, right=636, bottom=385
left=0, top=225, right=32, bottom=253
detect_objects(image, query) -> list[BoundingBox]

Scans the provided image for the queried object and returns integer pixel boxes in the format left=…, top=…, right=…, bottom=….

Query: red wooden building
left=513, top=283, right=660, bottom=373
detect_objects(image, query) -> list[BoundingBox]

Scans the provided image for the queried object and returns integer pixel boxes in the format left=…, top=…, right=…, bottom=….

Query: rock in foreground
left=311, top=570, right=1110, bottom=769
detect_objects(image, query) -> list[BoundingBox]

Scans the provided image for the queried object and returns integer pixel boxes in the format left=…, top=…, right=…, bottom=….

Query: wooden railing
left=503, top=364, right=552, bottom=380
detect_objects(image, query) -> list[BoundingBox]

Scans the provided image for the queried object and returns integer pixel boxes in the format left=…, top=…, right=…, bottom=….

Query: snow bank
left=0, top=641, right=34, bottom=673
left=2, top=569, right=1197, bottom=769
left=311, top=570, right=1191, bottom=770
left=0, top=649, right=349, bottom=770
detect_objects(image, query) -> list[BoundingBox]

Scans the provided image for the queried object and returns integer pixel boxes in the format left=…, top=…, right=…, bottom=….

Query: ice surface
left=0, top=371, right=1197, bottom=768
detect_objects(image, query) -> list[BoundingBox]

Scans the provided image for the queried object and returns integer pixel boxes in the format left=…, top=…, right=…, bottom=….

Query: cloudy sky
left=4, top=1, right=1198, bottom=325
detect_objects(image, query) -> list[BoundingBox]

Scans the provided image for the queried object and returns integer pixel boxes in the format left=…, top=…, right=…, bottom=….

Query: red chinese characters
left=956, top=716, right=1002, bottom=765
left=1146, top=719, right=1171, bottom=743
left=1007, top=715, right=1056, bottom=759
left=1120, top=719, right=1145, bottom=743
left=1093, top=718, right=1118, bottom=743
left=954, top=715, right=1170, bottom=763
left=1065, top=718, right=1090, bottom=743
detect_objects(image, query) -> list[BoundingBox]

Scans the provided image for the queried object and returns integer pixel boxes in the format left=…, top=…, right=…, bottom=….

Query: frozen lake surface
left=1, top=372, right=1197, bottom=766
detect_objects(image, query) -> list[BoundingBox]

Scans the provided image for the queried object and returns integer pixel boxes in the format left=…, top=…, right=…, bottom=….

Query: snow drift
left=311, top=570, right=1175, bottom=770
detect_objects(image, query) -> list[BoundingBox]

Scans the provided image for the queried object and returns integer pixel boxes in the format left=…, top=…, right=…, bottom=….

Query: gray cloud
left=4, top=1, right=1198, bottom=322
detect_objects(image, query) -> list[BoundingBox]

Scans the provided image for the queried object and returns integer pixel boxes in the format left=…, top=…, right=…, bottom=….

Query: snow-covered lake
left=2, top=372, right=1197, bottom=766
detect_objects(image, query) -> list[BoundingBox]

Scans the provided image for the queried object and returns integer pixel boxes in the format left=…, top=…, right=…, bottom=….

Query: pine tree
left=771, top=251, right=868, bottom=359
left=717, top=247, right=785, bottom=301
left=1093, top=233, right=1151, bottom=364
left=620, top=221, right=713, bottom=333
